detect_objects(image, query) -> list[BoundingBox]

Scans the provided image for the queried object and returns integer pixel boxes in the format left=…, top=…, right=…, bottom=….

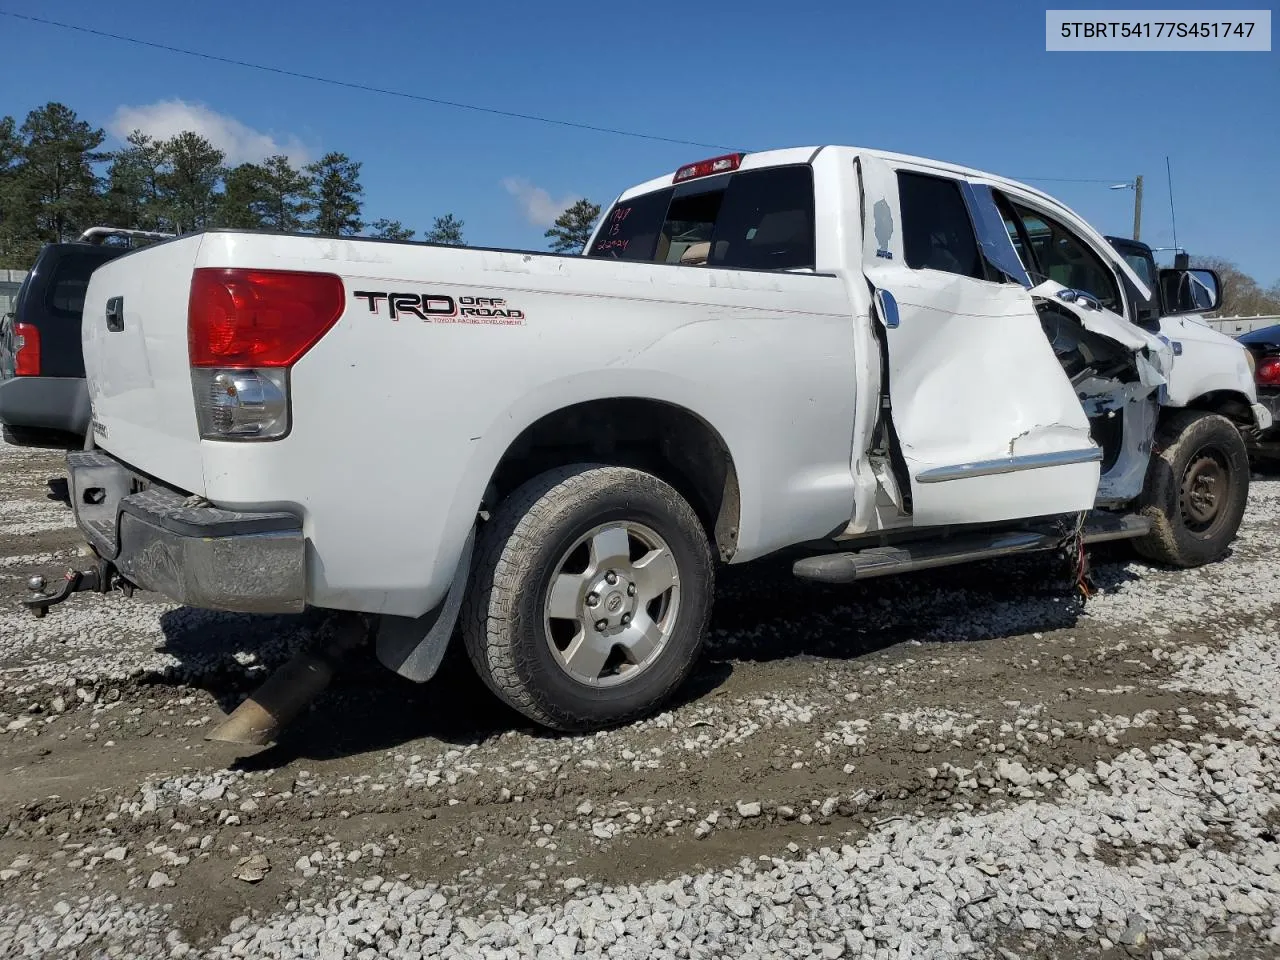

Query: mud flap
left=375, top=527, right=475, bottom=683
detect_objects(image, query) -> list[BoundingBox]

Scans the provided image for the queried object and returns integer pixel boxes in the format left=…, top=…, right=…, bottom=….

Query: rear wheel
left=461, top=464, right=714, bottom=732
left=1133, top=410, right=1250, bottom=567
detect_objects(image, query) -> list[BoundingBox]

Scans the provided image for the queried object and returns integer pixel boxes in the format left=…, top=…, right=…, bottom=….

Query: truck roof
left=614, top=145, right=1151, bottom=301
left=619, top=146, right=1064, bottom=208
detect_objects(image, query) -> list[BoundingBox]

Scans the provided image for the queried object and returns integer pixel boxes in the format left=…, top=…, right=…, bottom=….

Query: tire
left=1133, top=410, right=1250, bottom=568
left=462, top=464, right=714, bottom=732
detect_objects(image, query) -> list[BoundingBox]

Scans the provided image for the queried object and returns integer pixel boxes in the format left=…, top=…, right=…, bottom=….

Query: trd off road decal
left=353, top=291, right=525, bottom=325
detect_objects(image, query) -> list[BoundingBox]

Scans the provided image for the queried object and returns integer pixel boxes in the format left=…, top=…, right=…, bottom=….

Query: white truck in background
left=34, top=146, right=1270, bottom=734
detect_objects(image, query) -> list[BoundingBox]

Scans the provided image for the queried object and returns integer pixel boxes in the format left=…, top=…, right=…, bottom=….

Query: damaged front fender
left=1031, top=279, right=1171, bottom=372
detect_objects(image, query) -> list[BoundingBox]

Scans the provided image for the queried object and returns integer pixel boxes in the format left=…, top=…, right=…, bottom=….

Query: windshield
left=588, top=165, right=815, bottom=271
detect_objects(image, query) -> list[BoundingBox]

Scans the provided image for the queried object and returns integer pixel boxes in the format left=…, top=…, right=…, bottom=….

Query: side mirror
left=1159, top=267, right=1221, bottom=316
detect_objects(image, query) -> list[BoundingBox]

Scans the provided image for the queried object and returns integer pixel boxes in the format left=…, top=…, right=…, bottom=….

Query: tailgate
left=82, top=236, right=206, bottom=495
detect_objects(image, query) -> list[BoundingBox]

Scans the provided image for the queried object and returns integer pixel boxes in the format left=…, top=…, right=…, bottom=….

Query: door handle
left=105, top=297, right=124, bottom=332
left=875, top=289, right=900, bottom=329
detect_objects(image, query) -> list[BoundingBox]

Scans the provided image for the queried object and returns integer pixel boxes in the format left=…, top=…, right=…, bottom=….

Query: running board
left=792, top=514, right=1150, bottom=585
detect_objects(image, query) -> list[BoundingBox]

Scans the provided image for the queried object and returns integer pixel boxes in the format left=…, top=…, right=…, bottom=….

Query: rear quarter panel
left=193, top=233, right=858, bottom=618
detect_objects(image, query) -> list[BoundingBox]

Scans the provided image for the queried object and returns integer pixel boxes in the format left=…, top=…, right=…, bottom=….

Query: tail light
left=1257, top=357, right=1280, bottom=387
left=187, top=268, right=344, bottom=440
left=13, top=322, right=40, bottom=376
left=674, top=153, right=744, bottom=183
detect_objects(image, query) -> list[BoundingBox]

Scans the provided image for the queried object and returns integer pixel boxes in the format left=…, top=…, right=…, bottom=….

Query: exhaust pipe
left=207, top=612, right=373, bottom=746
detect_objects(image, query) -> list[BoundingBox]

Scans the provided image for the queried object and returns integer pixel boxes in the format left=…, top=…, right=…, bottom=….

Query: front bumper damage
left=39, top=449, right=307, bottom=615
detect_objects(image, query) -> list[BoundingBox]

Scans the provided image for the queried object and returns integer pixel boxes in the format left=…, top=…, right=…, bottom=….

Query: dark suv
left=0, top=230, right=167, bottom=444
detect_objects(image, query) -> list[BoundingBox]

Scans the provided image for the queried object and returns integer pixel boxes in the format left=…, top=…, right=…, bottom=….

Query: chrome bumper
left=67, top=449, right=306, bottom=614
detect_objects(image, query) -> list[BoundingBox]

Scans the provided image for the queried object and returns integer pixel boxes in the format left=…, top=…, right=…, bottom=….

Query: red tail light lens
left=13, top=322, right=40, bottom=376
left=188, top=268, right=345, bottom=368
left=1257, top=357, right=1280, bottom=387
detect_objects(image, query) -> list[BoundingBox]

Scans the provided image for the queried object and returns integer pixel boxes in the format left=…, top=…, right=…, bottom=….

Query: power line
left=0, top=10, right=738, bottom=152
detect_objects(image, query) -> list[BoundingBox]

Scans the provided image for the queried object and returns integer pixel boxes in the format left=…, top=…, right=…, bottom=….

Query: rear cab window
left=588, top=165, right=815, bottom=272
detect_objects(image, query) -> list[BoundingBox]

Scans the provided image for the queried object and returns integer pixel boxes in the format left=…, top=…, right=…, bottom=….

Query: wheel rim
left=1178, top=445, right=1230, bottom=537
left=542, top=520, right=681, bottom=687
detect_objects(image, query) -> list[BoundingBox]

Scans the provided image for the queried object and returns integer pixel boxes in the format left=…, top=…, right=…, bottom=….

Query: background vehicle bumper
left=1252, top=398, right=1276, bottom=433
left=67, top=449, right=306, bottom=613
left=1247, top=395, right=1280, bottom=459
left=0, top=376, right=90, bottom=434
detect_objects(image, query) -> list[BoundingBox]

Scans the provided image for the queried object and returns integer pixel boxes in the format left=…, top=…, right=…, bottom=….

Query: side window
left=1011, top=205, right=1123, bottom=314
left=897, top=172, right=984, bottom=280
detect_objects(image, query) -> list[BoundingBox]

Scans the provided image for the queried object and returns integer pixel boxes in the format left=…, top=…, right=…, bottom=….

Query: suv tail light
left=1257, top=357, right=1280, bottom=387
left=13, top=322, right=40, bottom=376
left=187, top=268, right=345, bottom=440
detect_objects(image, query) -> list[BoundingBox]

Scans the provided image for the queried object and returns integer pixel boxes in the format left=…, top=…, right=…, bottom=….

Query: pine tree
left=545, top=199, right=601, bottom=253
left=258, top=155, right=312, bottom=231
left=158, top=132, right=224, bottom=233
left=305, top=152, right=363, bottom=236
left=11, top=103, right=106, bottom=256
left=423, top=213, right=465, bottom=246
left=370, top=218, right=415, bottom=241
left=103, top=130, right=168, bottom=232
left=218, top=162, right=269, bottom=230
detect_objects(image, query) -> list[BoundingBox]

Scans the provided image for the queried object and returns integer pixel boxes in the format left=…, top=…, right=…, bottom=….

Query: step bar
left=792, top=514, right=1150, bottom=585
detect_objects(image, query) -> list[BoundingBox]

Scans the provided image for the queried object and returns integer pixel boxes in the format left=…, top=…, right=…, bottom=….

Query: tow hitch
left=23, top=556, right=131, bottom=618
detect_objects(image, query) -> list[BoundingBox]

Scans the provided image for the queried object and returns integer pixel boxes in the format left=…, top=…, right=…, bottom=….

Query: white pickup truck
left=46, top=146, right=1270, bottom=733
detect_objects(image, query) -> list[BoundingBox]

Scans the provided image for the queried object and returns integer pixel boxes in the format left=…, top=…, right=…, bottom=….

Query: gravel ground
left=0, top=432, right=1277, bottom=959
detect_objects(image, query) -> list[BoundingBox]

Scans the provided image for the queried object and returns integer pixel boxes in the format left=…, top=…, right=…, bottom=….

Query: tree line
left=20, top=99, right=1275, bottom=313
left=0, top=101, right=606, bottom=270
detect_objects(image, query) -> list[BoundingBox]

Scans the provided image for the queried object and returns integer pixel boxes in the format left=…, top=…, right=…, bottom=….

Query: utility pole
left=1132, top=174, right=1144, bottom=242
left=1110, top=176, right=1145, bottom=240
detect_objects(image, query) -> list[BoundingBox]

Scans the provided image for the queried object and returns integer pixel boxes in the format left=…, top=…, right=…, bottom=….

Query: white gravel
left=176, top=622, right=1277, bottom=960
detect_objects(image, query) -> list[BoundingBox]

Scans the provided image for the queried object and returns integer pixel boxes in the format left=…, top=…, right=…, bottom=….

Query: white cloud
left=109, top=100, right=311, bottom=167
left=502, top=177, right=581, bottom=228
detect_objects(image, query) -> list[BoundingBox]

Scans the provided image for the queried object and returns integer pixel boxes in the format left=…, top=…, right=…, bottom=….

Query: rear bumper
left=0, top=376, right=90, bottom=434
left=68, top=449, right=306, bottom=613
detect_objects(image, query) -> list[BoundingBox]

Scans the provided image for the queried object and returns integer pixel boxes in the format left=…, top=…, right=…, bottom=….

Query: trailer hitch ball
left=22, top=563, right=112, bottom=618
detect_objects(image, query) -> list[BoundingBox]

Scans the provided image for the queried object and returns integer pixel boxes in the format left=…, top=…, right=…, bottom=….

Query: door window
left=896, top=172, right=984, bottom=280
left=1007, top=204, right=1123, bottom=314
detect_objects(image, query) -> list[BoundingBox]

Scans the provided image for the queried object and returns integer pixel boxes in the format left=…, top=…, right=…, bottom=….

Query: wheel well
left=1182, top=390, right=1255, bottom=427
left=484, top=399, right=741, bottom=561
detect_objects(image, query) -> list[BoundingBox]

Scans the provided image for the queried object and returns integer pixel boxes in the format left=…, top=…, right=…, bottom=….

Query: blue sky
left=2, top=1, right=1276, bottom=284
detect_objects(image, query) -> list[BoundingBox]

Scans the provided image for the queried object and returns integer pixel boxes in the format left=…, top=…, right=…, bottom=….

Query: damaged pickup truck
left=32, top=146, right=1271, bottom=735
